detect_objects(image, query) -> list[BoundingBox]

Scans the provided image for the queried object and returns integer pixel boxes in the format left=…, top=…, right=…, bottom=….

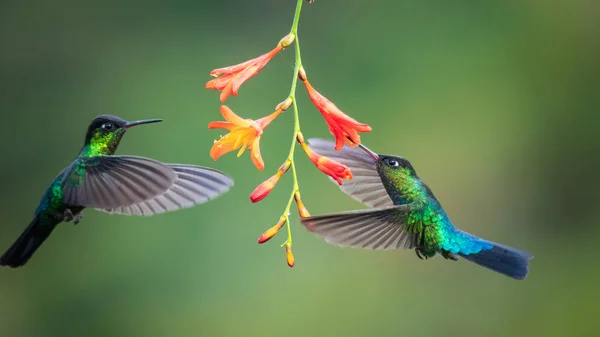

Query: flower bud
left=249, top=174, right=281, bottom=203
left=294, top=191, right=311, bottom=218
left=285, top=242, right=295, bottom=267
left=257, top=216, right=286, bottom=244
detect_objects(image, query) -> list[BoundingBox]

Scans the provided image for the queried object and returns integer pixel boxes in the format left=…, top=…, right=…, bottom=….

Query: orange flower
left=301, top=75, right=372, bottom=150
left=298, top=136, right=353, bottom=185
left=257, top=216, right=286, bottom=244
left=206, top=34, right=295, bottom=102
left=208, top=105, right=283, bottom=171
left=249, top=160, right=291, bottom=203
left=285, top=243, right=295, bottom=267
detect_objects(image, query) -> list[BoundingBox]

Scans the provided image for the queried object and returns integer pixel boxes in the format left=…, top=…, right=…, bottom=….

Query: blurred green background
left=1, top=1, right=598, bottom=336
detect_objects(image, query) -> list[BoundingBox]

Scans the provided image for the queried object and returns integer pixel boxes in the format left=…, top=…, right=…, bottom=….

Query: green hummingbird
left=0, top=115, right=233, bottom=268
left=301, top=139, right=533, bottom=280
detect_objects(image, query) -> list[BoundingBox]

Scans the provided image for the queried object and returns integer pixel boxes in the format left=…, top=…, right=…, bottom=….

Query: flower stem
left=281, top=0, right=305, bottom=248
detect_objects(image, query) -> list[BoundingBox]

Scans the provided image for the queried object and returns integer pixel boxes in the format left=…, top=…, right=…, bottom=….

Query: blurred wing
left=62, top=156, right=176, bottom=209
left=308, top=138, right=393, bottom=208
left=300, top=205, right=418, bottom=250
left=97, top=164, right=234, bottom=216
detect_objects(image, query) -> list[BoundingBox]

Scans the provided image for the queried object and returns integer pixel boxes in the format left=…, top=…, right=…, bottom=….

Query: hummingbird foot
left=442, top=251, right=459, bottom=261
left=63, top=209, right=74, bottom=223
left=415, top=248, right=428, bottom=260
left=73, top=212, right=84, bottom=225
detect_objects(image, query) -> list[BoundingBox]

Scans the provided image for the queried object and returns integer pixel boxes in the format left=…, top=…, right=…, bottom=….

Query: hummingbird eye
left=101, top=123, right=115, bottom=131
left=386, top=159, right=399, bottom=167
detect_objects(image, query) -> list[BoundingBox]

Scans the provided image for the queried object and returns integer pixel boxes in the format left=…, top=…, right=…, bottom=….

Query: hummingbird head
left=83, top=115, right=162, bottom=156
left=357, top=143, right=418, bottom=180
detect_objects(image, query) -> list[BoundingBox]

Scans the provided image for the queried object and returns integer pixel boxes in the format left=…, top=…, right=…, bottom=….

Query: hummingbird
left=300, top=139, right=533, bottom=280
left=0, top=115, right=234, bottom=268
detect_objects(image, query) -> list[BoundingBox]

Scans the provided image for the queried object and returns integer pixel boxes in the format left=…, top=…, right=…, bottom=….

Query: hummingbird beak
left=358, top=143, right=379, bottom=161
left=124, top=119, right=163, bottom=129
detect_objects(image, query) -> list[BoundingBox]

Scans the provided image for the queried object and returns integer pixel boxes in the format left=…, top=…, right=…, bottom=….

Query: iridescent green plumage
left=1, top=115, right=234, bottom=268
left=301, top=139, right=533, bottom=280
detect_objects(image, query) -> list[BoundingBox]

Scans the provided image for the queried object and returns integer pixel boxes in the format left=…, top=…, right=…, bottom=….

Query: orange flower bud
left=301, top=143, right=353, bottom=185
left=258, top=216, right=286, bottom=244
left=249, top=173, right=281, bottom=203
left=294, top=191, right=311, bottom=218
left=285, top=242, right=295, bottom=267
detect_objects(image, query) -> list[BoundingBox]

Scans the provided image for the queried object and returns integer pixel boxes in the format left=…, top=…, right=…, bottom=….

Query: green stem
left=281, top=0, right=305, bottom=247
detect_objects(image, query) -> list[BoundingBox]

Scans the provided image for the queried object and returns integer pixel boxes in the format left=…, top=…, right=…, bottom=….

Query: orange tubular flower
left=301, top=73, right=372, bottom=150
left=257, top=216, right=286, bottom=244
left=298, top=136, right=353, bottom=185
left=209, top=105, right=283, bottom=171
left=206, top=34, right=295, bottom=103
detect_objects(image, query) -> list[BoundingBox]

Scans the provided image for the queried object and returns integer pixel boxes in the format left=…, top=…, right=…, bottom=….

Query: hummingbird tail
left=0, top=215, right=57, bottom=268
left=458, top=240, right=533, bottom=280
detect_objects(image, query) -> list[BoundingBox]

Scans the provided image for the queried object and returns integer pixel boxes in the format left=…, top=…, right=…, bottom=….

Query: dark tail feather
left=0, top=215, right=57, bottom=268
left=459, top=241, right=533, bottom=280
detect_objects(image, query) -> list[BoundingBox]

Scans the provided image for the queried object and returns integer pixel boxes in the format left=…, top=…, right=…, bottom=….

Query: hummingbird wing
left=300, top=205, right=418, bottom=250
left=97, top=164, right=233, bottom=216
left=62, top=155, right=178, bottom=209
left=307, top=139, right=393, bottom=208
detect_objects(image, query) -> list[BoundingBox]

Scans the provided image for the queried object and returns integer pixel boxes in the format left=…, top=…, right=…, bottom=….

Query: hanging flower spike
left=250, top=160, right=292, bottom=203
left=297, top=132, right=353, bottom=185
left=285, top=242, right=295, bottom=267
left=206, top=34, right=296, bottom=103
left=298, top=67, right=372, bottom=150
left=209, top=104, right=287, bottom=171
left=257, top=216, right=287, bottom=244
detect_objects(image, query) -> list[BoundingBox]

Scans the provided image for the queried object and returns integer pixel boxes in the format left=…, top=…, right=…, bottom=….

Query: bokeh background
left=1, top=1, right=599, bottom=336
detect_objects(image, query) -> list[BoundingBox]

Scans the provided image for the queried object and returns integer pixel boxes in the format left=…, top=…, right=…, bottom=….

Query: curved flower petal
left=250, top=137, right=264, bottom=171
left=220, top=105, right=252, bottom=127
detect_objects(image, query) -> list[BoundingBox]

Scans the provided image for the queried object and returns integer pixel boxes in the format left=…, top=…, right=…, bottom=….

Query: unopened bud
left=285, top=242, right=295, bottom=267
left=249, top=174, right=281, bottom=203
left=258, top=216, right=286, bottom=244
left=294, top=191, right=311, bottom=218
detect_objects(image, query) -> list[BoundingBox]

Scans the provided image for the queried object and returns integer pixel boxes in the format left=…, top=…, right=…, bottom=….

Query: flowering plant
left=206, top=0, right=371, bottom=267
